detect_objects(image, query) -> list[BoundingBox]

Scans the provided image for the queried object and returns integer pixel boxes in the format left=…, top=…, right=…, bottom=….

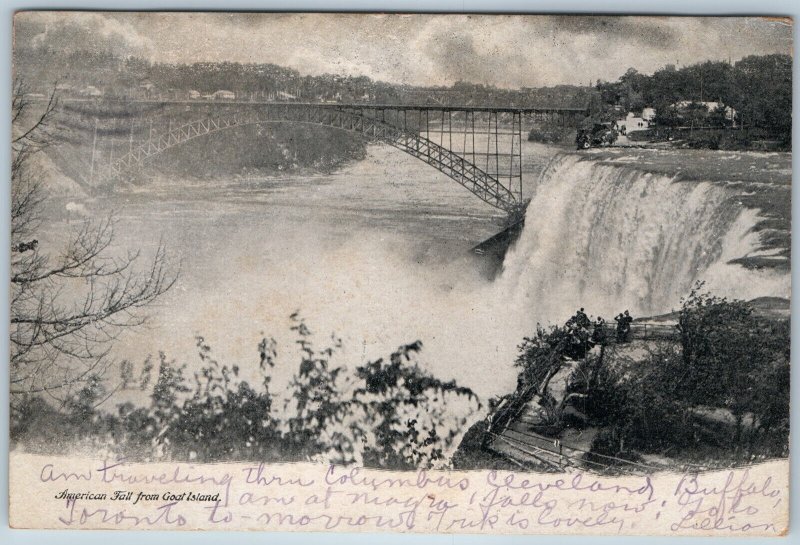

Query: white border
left=1, top=2, right=797, bottom=544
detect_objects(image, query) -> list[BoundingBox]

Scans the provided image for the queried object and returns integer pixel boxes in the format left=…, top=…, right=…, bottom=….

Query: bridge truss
left=77, top=101, right=585, bottom=212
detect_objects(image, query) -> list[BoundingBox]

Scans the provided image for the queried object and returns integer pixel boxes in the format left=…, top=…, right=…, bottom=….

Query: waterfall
left=496, top=153, right=789, bottom=323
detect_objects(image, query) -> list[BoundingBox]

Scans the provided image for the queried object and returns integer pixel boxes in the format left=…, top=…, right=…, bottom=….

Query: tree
left=12, top=318, right=482, bottom=468
left=588, top=342, right=694, bottom=457
left=277, top=315, right=481, bottom=468
left=675, top=283, right=790, bottom=446
left=10, top=80, right=177, bottom=409
left=617, top=67, right=647, bottom=113
left=352, top=339, right=481, bottom=469
left=708, top=104, right=730, bottom=128
left=732, top=54, right=792, bottom=138
left=682, top=101, right=712, bottom=126
left=280, top=314, right=349, bottom=461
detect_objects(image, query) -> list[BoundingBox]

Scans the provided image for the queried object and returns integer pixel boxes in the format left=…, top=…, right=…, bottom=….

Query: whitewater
left=497, top=152, right=790, bottom=322
left=45, top=144, right=790, bottom=403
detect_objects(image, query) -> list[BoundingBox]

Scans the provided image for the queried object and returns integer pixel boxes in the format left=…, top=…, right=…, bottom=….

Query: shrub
left=585, top=284, right=789, bottom=460
left=11, top=315, right=481, bottom=469
left=527, top=125, right=574, bottom=145
left=587, top=343, right=695, bottom=454
left=675, top=283, right=790, bottom=453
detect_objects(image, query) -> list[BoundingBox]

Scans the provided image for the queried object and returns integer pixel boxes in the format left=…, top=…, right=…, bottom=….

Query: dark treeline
left=14, top=14, right=791, bottom=123
left=15, top=49, right=594, bottom=108
left=593, top=55, right=792, bottom=140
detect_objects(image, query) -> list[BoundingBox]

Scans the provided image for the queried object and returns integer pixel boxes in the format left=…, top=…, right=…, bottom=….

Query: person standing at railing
left=591, top=316, right=607, bottom=346
left=615, top=310, right=633, bottom=342
left=575, top=307, right=591, bottom=329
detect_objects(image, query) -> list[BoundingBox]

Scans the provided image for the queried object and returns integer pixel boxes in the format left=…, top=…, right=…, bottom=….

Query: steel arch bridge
left=94, top=102, right=586, bottom=212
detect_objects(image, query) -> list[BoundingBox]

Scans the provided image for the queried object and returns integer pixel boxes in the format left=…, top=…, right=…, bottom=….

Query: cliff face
left=43, top=121, right=370, bottom=191
left=142, top=124, right=369, bottom=180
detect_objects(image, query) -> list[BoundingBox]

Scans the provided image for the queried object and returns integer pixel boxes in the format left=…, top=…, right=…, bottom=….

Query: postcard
left=9, top=12, right=791, bottom=535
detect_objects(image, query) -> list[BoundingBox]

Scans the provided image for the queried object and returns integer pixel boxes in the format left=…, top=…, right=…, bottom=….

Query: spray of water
left=109, top=150, right=789, bottom=405
left=496, top=153, right=790, bottom=325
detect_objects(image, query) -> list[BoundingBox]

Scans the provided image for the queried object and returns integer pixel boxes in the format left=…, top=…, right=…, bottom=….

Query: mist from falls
left=496, top=153, right=790, bottom=323
left=85, top=145, right=790, bottom=404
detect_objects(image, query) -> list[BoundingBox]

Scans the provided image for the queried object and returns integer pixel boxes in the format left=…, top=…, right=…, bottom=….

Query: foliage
left=353, top=340, right=480, bottom=469
left=514, top=320, right=598, bottom=392
left=584, top=284, right=789, bottom=459
left=596, top=67, right=648, bottom=114
left=280, top=316, right=348, bottom=461
left=595, top=55, right=792, bottom=144
left=513, top=324, right=571, bottom=392
left=675, top=282, right=790, bottom=445
left=12, top=317, right=482, bottom=469
left=733, top=55, right=793, bottom=140
left=15, top=20, right=595, bottom=109
left=527, top=125, right=574, bottom=145
left=505, top=286, right=789, bottom=464
left=587, top=343, right=695, bottom=455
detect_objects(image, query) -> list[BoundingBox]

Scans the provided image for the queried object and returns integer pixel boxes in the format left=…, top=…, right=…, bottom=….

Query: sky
left=14, top=12, right=794, bottom=88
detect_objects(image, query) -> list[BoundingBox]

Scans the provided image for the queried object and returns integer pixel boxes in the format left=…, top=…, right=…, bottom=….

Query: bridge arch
left=103, top=105, right=521, bottom=211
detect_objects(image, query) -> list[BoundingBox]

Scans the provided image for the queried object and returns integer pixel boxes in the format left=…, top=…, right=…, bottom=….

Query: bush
left=585, top=284, right=789, bottom=460
left=506, top=285, right=789, bottom=464
left=675, top=283, right=790, bottom=453
left=11, top=315, right=481, bottom=469
left=587, top=343, right=695, bottom=454
left=527, top=125, right=574, bottom=145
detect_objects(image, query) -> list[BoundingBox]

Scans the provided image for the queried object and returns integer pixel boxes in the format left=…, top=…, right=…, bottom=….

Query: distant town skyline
left=15, top=12, right=793, bottom=88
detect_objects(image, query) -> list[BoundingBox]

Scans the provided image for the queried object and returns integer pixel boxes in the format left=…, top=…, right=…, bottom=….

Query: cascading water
left=496, top=153, right=789, bottom=323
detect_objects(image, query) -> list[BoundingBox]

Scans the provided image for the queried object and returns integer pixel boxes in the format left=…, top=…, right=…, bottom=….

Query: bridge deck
left=60, top=97, right=588, bottom=114
left=64, top=98, right=587, bottom=211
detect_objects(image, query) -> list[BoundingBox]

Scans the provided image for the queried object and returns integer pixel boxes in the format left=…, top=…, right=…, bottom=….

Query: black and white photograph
left=8, top=12, right=792, bottom=535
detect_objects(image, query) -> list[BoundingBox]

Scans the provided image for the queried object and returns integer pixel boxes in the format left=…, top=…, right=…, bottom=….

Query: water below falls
left=49, top=145, right=790, bottom=403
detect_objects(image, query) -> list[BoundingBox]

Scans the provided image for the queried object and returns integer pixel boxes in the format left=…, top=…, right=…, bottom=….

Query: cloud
left=547, top=16, right=679, bottom=50
left=14, top=13, right=793, bottom=88
left=15, top=11, right=153, bottom=58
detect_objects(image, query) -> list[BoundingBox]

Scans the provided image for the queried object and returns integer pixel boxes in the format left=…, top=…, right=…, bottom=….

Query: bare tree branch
left=12, top=81, right=58, bottom=148
left=10, top=80, right=179, bottom=405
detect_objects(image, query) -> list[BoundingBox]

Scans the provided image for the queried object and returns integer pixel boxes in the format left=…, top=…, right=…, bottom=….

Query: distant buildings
left=79, top=85, right=103, bottom=97
left=212, top=90, right=236, bottom=100
left=671, top=101, right=737, bottom=125
left=641, top=108, right=656, bottom=121
left=276, top=91, right=297, bottom=101
left=614, top=101, right=737, bottom=134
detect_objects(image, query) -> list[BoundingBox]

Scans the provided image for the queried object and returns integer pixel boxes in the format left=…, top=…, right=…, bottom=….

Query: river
left=41, top=142, right=791, bottom=403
